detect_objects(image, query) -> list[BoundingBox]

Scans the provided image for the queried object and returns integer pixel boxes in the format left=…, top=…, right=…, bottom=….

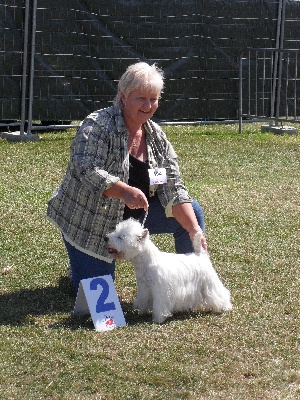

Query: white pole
left=20, top=0, right=30, bottom=135
left=27, top=0, right=37, bottom=135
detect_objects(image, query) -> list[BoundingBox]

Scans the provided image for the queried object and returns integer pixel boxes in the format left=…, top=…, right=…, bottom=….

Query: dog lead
left=142, top=209, right=148, bottom=227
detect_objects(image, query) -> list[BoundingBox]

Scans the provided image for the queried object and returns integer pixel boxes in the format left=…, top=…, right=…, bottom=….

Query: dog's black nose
left=104, top=236, right=109, bottom=242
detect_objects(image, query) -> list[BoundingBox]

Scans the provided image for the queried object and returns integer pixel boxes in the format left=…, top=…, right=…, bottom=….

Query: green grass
left=0, top=123, right=299, bottom=399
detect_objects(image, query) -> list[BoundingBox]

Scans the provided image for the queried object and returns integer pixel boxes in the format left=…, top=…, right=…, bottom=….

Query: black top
left=123, top=154, right=150, bottom=221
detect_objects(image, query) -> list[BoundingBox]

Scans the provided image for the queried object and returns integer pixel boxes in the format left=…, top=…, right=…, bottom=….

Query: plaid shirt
left=47, top=106, right=192, bottom=261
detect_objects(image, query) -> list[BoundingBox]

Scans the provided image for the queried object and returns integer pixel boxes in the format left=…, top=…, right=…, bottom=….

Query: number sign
left=74, top=275, right=126, bottom=331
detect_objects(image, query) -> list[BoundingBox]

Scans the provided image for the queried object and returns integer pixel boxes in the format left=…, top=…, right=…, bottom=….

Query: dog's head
left=105, top=218, right=149, bottom=260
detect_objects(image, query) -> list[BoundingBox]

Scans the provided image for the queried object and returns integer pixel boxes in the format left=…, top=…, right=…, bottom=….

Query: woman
left=47, top=62, right=207, bottom=294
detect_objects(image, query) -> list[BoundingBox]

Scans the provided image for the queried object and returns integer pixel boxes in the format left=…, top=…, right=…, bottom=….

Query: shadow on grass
left=49, top=300, right=153, bottom=330
left=0, top=277, right=75, bottom=326
left=50, top=308, right=216, bottom=330
left=0, top=276, right=148, bottom=329
left=0, top=276, right=214, bottom=329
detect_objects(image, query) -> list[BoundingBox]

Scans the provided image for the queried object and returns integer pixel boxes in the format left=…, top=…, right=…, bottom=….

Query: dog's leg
left=133, top=281, right=153, bottom=315
left=151, top=287, right=173, bottom=324
left=152, top=302, right=173, bottom=324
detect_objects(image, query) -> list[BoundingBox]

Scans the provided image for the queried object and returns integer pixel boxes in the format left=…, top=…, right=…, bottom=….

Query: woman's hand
left=189, top=228, right=207, bottom=251
left=103, top=181, right=148, bottom=211
left=122, top=186, right=149, bottom=211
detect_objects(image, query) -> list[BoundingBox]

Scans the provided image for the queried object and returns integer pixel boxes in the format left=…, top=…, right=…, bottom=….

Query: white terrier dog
left=106, top=218, right=232, bottom=323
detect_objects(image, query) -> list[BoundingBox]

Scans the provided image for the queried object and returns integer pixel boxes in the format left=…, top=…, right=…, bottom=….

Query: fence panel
left=239, top=48, right=300, bottom=132
left=0, top=0, right=24, bottom=121
left=1, top=0, right=300, bottom=126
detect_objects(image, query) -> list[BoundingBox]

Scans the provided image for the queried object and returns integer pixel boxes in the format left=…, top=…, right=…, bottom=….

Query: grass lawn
left=0, top=123, right=299, bottom=399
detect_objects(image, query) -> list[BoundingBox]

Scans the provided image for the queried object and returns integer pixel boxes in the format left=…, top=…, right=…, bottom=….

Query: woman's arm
left=172, top=202, right=207, bottom=251
left=71, top=111, right=122, bottom=194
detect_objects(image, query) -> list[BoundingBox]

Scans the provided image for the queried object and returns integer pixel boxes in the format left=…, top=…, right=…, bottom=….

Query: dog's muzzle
left=104, top=236, right=119, bottom=256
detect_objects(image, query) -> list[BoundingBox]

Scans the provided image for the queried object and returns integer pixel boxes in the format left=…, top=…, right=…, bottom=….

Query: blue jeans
left=63, top=195, right=205, bottom=294
left=144, top=196, right=205, bottom=254
left=63, top=237, right=116, bottom=295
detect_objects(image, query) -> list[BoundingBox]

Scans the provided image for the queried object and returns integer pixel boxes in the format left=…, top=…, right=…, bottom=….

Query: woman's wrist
left=103, top=181, right=127, bottom=200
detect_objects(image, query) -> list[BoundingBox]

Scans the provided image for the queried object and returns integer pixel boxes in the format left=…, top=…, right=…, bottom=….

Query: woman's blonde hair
left=113, top=62, right=164, bottom=107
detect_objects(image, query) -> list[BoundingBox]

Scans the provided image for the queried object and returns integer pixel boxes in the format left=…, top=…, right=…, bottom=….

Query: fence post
left=5, top=0, right=39, bottom=142
left=238, top=54, right=243, bottom=134
left=27, top=0, right=38, bottom=136
left=275, top=0, right=286, bottom=126
left=20, top=0, right=30, bottom=136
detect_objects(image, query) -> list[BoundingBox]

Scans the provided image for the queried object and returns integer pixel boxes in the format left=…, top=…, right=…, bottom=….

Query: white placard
left=148, top=167, right=167, bottom=185
left=73, top=275, right=126, bottom=331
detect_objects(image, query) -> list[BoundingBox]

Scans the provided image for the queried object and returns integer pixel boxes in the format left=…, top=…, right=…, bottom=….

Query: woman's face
left=121, top=88, right=160, bottom=127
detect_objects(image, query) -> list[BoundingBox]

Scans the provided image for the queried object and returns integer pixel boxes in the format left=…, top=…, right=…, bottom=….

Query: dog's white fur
left=106, top=218, right=232, bottom=323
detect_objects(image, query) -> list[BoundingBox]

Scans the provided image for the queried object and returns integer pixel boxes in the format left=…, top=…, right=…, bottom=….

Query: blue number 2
left=90, top=278, right=116, bottom=313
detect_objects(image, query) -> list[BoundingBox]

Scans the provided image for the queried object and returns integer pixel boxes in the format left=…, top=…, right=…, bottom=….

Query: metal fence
left=1, top=0, right=300, bottom=136
left=238, top=48, right=300, bottom=133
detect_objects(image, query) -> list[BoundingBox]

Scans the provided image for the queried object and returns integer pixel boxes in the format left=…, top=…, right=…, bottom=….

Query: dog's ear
left=142, top=228, right=149, bottom=238
left=138, top=229, right=149, bottom=241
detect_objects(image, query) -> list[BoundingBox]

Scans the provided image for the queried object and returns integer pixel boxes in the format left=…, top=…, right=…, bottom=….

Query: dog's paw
left=133, top=300, right=152, bottom=315
left=152, top=311, right=173, bottom=324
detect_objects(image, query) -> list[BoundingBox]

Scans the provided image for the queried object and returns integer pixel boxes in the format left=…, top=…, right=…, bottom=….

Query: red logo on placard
left=104, top=316, right=116, bottom=329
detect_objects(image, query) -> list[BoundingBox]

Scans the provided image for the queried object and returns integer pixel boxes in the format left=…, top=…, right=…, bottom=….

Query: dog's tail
left=193, top=231, right=205, bottom=255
